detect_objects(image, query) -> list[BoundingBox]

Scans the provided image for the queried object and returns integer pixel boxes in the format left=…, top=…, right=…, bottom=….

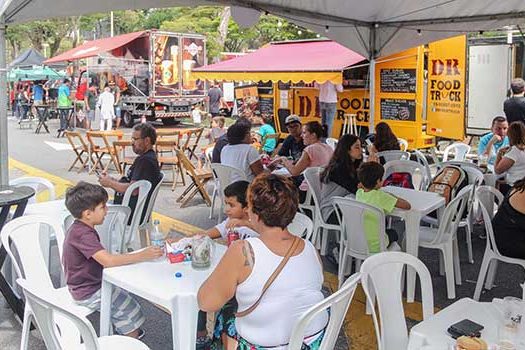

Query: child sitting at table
left=356, top=162, right=411, bottom=253
left=203, top=180, right=258, bottom=240
left=63, top=181, right=163, bottom=339
left=193, top=180, right=258, bottom=349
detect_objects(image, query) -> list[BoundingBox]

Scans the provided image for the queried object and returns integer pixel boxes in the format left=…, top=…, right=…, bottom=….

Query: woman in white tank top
left=198, top=174, right=328, bottom=349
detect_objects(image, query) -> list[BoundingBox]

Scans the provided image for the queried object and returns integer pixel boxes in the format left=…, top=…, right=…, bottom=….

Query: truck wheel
left=122, top=111, right=135, bottom=128
left=161, top=117, right=181, bottom=126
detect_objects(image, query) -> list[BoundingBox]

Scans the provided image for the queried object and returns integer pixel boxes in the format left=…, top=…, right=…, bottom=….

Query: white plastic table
left=382, top=186, right=446, bottom=302
left=408, top=298, right=525, bottom=350
left=100, top=244, right=227, bottom=350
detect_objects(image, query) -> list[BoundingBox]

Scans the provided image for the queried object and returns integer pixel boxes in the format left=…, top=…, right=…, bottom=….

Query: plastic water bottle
left=150, top=219, right=165, bottom=251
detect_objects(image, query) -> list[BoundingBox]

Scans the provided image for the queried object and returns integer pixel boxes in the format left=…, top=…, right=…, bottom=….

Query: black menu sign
left=380, top=69, right=417, bottom=93
left=259, top=96, right=274, bottom=116
left=380, top=98, right=416, bottom=121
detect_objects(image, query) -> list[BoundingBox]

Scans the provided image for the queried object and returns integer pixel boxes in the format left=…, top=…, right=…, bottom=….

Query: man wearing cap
left=277, top=115, right=305, bottom=162
left=504, top=78, right=525, bottom=125
left=109, top=81, right=122, bottom=128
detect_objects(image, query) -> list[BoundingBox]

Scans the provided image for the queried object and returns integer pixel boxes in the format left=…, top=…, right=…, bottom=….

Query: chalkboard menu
left=259, top=96, right=274, bottom=116
left=380, top=98, right=416, bottom=121
left=380, top=69, right=416, bottom=93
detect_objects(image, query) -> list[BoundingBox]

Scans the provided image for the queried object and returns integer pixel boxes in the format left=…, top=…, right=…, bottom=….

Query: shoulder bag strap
left=235, top=236, right=301, bottom=318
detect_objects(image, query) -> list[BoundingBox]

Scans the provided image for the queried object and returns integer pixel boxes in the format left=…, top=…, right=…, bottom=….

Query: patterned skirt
left=210, top=298, right=324, bottom=350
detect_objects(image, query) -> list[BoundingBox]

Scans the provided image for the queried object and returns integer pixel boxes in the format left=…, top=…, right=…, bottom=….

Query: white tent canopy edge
left=1, top=0, right=525, bottom=184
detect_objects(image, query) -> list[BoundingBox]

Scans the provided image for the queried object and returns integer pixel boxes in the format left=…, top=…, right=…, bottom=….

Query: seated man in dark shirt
left=276, top=115, right=305, bottom=188
left=277, top=115, right=305, bottom=161
left=99, top=123, right=161, bottom=223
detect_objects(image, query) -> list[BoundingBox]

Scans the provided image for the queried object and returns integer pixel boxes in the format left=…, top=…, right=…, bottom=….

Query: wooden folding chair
left=113, top=139, right=136, bottom=175
left=175, top=148, right=212, bottom=207
left=156, top=128, right=181, bottom=138
left=156, top=139, right=185, bottom=190
left=86, top=130, right=123, bottom=174
left=65, top=131, right=93, bottom=172
left=184, top=127, right=204, bottom=160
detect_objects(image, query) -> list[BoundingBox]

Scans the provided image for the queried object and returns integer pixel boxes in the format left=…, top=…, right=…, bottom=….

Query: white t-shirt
left=215, top=219, right=259, bottom=239
left=504, top=146, right=525, bottom=184
left=220, top=144, right=260, bottom=181
left=192, top=109, right=202, bottom=124
left=314, top=81, right=343, bottom=103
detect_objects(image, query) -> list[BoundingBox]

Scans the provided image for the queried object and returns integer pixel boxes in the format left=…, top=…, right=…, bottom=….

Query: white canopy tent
left=1, top=0, right=525, bottom=184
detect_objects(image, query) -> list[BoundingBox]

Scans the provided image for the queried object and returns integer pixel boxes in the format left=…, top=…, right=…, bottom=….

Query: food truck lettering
left=426, top=35, right=467, bottom=140
left=431, top=59, right=460, bottom=76
left=429, top=59, right=462, bottom=102
left=297, top=95, right=318, bottom=117
left=337, top=96, right=370, bottom=122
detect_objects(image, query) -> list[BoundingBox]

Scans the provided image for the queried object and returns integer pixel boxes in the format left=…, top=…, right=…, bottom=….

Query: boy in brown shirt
left=63, top=181, right=162, bottom=338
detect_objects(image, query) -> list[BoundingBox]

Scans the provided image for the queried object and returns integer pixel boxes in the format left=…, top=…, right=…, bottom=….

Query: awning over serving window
left=44, top=31, right=147, bottom=64
left=192, top=40, right=366, bottom=84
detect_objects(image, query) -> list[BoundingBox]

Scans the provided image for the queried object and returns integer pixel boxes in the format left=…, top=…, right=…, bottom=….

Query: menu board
left=380, top=98, right=416, bottom=121
left=259, top=96, right=274, bottom=116
left=380, top=69, right=417, bottom=93
left=235, top=85, right=260, bottom=121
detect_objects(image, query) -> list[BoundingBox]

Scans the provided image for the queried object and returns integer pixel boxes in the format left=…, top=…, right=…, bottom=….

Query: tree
left=6, top=24, right=27, bottom=60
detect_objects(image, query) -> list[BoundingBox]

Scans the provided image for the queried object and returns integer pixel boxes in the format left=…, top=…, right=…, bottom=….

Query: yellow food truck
left=194, top=35, right=517, bottom=149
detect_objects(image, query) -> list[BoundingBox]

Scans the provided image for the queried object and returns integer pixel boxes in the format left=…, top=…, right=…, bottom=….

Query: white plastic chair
left=397, top=138, right=408, bottom=151
left=209, top=163, right=248, bottom=223
left=360, top=252, right=434, bottom=350
left=473, top=188, right=525, bottom=300
left=121, top=180, right=151, bottom=252
left=332, top=196, right=393, bottom=289
left=326, top=137, right=338, bottom=150
left=9, top=176, right=56, bottom=204
left=288, top=273, right=361, bottom=350
left=139, top=172, right=165, bottom=230
left=287, top=212, right=314, bottom=239
left=1, top=215, right=93, bottom=350
left=17, top=278, right=149, bottom=350
left=442, top=142, right=471, bottom=162
left=376, top=150, right=410, bottom=163
left=96, top=205, right=132, bottom=254
left=412, top=150, right=433, bottom=184
left=383, top=159, right=431, bottom=190
left=418, top=186, right=470, bottom=299
left=303, top=167, right=341, bottom=255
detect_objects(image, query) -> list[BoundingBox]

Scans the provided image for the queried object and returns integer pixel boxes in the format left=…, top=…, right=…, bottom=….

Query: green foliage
left=6, top=6, right=320, bottom=63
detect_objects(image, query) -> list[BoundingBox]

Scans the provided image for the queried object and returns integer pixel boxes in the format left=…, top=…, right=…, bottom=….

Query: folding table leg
left=171, top=295, right=199, bottom=350
left=99, top=279, right=113, bottom=336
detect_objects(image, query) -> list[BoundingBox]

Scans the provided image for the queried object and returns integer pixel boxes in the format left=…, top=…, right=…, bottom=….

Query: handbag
left=235, top=236, right=300, bottom=318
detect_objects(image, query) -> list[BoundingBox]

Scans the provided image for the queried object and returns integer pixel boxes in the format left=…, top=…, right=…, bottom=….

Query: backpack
left=383, top=172, right=414, bottom=189
left=427, top=165, right=468, bottom=204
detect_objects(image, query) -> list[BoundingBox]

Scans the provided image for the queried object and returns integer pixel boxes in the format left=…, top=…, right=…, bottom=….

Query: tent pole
left=369, top=58, right=376, bottom=133
left=0, top=17, right=8, bottom=185
left=368, top=26, right=377, bottom=134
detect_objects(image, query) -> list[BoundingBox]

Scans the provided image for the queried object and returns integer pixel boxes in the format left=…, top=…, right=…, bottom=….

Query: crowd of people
left=55, top=76, right=525, bottom=350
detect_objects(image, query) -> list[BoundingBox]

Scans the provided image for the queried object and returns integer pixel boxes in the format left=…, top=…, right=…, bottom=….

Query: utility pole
left=110, top=11, right=114, bottom=37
